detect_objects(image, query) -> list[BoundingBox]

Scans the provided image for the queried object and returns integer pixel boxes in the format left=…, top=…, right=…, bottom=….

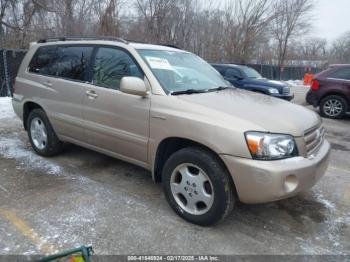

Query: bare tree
left=223, top=0, right=274, bottom=63
left=290, top=37, right=327, bottom=61
left=271, top=0, right=313, bottom=67
left=329, top=31, right=350, bottom=64
left=135, top=0, right=175, bottom=43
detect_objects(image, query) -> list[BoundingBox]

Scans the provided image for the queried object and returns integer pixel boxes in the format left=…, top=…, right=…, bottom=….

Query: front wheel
left=162, top=147, right=235, bottom=226
left=320, top=95, right=348, bottom=119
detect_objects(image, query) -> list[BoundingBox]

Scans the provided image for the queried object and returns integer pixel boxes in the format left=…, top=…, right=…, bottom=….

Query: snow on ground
left=0, top=136, right=63, bottom=175
left=0, top=97, right=63, bottom=175
left=0, top=97, right=16, bottom=120
left=283, top=79, right=306, bottom=87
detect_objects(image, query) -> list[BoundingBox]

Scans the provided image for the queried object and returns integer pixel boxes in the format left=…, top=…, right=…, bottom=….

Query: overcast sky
left=311, top=0, right=350, bottom=41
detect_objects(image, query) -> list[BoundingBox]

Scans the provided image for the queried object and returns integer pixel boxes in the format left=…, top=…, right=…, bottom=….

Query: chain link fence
left=0, top=49, right=27, bottom=97
left=245, top=64, right=322, bottom=80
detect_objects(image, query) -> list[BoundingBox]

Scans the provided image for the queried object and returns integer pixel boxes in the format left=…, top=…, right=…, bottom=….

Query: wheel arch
left=23, top=101, right=44, bottom=130
left=153, top=137, right=236, bottom=190
left=319, top=92, right=349, bottom=107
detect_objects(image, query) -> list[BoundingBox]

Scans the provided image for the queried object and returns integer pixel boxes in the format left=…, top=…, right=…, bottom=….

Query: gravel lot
left=0, top=86, right=349, bottom=256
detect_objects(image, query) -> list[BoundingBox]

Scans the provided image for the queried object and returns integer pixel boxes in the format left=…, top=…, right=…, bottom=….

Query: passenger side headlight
left=245, top=132, right=298, bottom=160
left=268, top=88, right=279, bottom=94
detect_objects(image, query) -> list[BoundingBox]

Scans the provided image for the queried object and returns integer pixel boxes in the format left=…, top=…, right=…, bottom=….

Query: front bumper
left=272, top=93, right=294, bottom=101
left=221, top=139, right=331, bottom=204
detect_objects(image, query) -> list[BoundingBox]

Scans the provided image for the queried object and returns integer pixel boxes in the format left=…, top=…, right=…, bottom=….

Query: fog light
left=283, top=175, right=298, bottom=193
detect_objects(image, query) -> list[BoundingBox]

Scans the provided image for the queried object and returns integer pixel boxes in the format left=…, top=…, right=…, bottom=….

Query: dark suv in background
left=306, top=64, right=350, bottom=119
left=212, top=64, right=294, bottom=101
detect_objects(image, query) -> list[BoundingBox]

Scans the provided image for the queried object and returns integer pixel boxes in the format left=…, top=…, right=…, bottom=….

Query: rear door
left=27, top=45, right=93, bottom=141
left=82, top=46, right=150, bottom=164
left=327, top=67, right=350, bottom=95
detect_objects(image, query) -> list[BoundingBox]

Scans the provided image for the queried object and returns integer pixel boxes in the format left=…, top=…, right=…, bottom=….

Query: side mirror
left=120, top=76, right=149, bottom=97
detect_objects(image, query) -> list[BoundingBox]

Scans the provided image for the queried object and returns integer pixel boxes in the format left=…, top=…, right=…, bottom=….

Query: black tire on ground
left=162, top=147, right=235, bottom=226
left=320, top=95, right=348, bottom=119
left=27, top=109, right=65, bottom=156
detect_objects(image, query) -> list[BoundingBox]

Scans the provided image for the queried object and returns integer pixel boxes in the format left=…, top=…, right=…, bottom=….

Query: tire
left=27, top=109, right=64, bottom=156
left=320, top=95, right=348, bottom=119
left=162, top=147, right=235, bottom=226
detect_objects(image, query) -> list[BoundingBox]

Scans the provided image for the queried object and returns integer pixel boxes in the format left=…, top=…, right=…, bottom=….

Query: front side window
left=225, top=68, right=243, bottom=79
left=57, top=46, right=93, bottom=81
left=329, top=68, right=350, bottom=80
left=93, top=48, right=143, bottom=90
left=28, top=46, right=60, bottom=76
left=242, top=67, right=262, bottom=79
left=137, top=49, right=228, bottom=93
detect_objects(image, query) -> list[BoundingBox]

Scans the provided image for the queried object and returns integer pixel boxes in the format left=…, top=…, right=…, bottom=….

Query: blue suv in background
left=212, top=64, right=294, bottom=101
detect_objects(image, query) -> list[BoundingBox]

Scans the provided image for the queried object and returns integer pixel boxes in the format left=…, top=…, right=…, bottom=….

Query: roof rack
left=162, top=44, right=182, bottom=50
left=126, top=39, right=182, bottom=50
left=37, top=36, right=128, bottom=44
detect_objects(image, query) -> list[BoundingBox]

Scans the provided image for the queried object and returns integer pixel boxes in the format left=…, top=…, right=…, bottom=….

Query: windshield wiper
left=170, top=89, right=208, bottom=95
left=207, top=86, right=231, bottom=92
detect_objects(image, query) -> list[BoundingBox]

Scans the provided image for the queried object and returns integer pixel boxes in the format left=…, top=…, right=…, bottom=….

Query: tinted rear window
left=28, top=45, right=93, bottom=81
left=29, top=46, right=60, bottom=76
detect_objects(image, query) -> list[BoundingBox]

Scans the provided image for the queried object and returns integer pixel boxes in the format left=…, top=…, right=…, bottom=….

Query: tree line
left=0, top=0, right=349, bottom=67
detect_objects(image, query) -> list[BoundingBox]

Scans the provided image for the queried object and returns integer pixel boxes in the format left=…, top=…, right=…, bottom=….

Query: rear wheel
left=27, top=109, right=64, bottom=156
left=162, top=147, right=235, bottom=226
left=320, top=95, right=348, bottom=119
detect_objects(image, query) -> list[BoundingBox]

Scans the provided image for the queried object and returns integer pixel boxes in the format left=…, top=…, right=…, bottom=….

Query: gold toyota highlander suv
left=12, top=37, right=331, bottom=226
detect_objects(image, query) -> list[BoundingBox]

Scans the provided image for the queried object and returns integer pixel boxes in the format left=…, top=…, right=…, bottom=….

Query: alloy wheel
left=323, top=99, right=343, bottom=117
left=170, top=163, right=214, bottom=215
left=30, top=117, right=48, bottom=150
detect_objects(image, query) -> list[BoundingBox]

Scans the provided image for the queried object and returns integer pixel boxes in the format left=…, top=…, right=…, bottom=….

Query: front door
left=224, top=68, right=244, bottom=88
left=82, top=47, right=150, bottom=164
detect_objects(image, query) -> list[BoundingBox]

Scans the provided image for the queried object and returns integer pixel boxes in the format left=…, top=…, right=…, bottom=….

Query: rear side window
left=28, top=45, right=93, bottom=81
left=92, top=47, right=143, bottom=90
left=57, top=46, right=93, bottom=81
left=28, top=46, right=60, bottom=76
left=329, top=68, right=350, bottom=80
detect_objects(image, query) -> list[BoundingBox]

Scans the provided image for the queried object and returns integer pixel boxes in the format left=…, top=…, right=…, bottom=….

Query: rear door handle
left=43, top=81, right=52, bottom=87
left=86, top=90, right=98, bottom=99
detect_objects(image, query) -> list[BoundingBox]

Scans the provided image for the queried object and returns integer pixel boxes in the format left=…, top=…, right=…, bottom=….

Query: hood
left=176, top=88, right=320, bottom=137
left=246, top=78, right=287, bottom=89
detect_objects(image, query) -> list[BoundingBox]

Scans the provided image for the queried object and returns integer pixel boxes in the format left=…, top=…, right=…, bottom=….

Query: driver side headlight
left=245, top=132, right=298, bottom=160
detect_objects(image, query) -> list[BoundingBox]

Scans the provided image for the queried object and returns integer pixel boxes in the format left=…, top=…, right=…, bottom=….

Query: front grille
left=282, top=86, right=290, bottom=94
left=304, top=124, right=325, bottom=155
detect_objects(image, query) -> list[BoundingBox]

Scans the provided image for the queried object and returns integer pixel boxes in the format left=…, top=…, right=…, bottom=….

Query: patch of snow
left=312, top=189, right=336, bottom=210
left=0, top=136, right=62, bottom=176
left=283, top=80, right=305, bottom=87
left=0, top=97, right=16, bottom=120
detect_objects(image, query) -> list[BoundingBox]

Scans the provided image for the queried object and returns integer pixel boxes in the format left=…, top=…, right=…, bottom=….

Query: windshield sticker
left=145, top=56, right=173, bottom=70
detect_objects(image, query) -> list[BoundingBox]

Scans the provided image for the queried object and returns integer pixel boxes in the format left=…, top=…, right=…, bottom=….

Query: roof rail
left=126, top=39, right=182, bottom=50
left=162, top=44, right=182, bottom=50
left=37, top=36, right=128, bottom=44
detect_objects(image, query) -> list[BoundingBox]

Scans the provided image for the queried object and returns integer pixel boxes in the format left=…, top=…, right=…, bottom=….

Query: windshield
left=242, top=67, right=262, bottom=79
left=137, top=49, right=229, bottom=93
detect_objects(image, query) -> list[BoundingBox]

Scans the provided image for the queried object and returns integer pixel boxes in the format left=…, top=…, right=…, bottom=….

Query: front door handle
left=86, top=90, right=98, bottom=99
